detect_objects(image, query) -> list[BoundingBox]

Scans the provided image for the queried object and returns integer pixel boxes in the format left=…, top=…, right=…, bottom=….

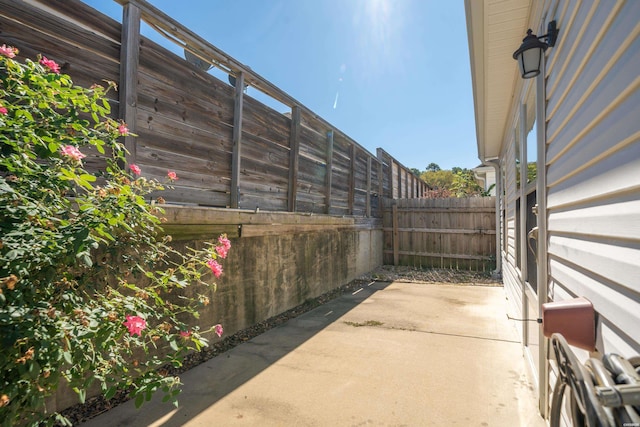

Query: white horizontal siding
left=547, top=140, right=640, bottom=209
left=546, top=91, right=640, bottom=188
left=548, top=235, right=639, bottom=289
left=600, top=322, right=640, bottom=359
left=503, top=261, right=523, bottom=337
left=545, top=0, right=640, bottom=357
left=549, top=258, right=640, bottom=337
left=504, top=139, right=518, bottom=270
left=547, top=195, right=640, bottom=240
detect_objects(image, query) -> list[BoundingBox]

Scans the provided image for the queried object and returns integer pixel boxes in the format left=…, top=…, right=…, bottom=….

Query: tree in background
left=425, top=162, right=441, bottom=172
left=450, top=168, right=483, bottom=197
left=419, top=164, right=484, bottom=198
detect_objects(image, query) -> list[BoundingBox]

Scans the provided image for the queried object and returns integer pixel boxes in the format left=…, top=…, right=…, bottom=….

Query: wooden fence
left=383, top=197, right=497, bottom=271
left=0, top=0, right=427, bottom=216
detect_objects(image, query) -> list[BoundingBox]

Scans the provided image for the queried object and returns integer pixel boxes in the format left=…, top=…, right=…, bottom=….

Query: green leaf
left=94, top=139, right=106, bottom=154
left=105, top=386, right=118, bottom=400
left=28, top=360, right=41, bottom=379
left=63, top=351, right=72, bottom=365
left=16, top=109, right=34, bottom=121
left=169, top=340, right=179, bottom=352
left=134, top=393, right=145, bottom=408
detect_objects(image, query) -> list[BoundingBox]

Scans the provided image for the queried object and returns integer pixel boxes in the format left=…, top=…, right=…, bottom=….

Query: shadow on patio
left=81, top=280, right=546, bottom=426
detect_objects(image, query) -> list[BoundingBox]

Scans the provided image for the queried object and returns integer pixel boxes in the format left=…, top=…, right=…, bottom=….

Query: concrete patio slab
left=82, top=281, right=546, bottom=427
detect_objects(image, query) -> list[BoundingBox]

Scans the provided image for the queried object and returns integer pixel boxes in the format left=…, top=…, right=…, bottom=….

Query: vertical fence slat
left=366, top=157, right=372, bottom=217
left=392, top=203, right=399, bottom=266
left=378, top=160, right=384, bottom=217
left=230, top=72, right=244, bottom=208
left=288, top=105, right=300, bottom=212
left=119, top=3, right=141, bottom=165
left=325, top=130, right=334, bottom=214
left=348, top=144, right=355, bottom=215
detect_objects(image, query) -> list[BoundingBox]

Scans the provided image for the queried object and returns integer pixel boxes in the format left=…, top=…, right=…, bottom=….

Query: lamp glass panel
left=521, top=47, right=542, bottom=78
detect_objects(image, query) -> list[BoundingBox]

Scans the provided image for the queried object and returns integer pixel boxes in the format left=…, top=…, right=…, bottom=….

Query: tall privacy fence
left=0, top=0, right=427, bottom=216
left=383, top=197, right=497, bottom=271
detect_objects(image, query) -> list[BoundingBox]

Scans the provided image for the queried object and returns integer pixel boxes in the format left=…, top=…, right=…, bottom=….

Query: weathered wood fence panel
left=383, top=197, right=497, bottom=271
left=0, top=0, right=426, bottom=216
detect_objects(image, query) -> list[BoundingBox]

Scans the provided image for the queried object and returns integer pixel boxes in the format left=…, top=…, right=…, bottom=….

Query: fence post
left=366, top=157, right=371, bottom=217
left=288, top=105, right=300, bottom=212
left=119, top=3, right=141, bottom=166
left=397, top=162, right=402, bottom=198
left=348, top=144, right=355, bottom=215
left=325, top=130, right=334, bottom=214
left=392, top=203, right=399, bottom=266
left=411, top=174, right=416, bottom=198
left=230, top=72, right=244, bottom=208
left=378, top=160, right=384, bottom=217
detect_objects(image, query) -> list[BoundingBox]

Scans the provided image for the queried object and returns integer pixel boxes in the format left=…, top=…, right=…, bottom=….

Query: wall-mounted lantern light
left=513, top=20, right=558, bottom=79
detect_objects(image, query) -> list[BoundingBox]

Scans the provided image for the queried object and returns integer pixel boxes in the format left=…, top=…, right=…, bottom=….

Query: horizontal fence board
left=382, top=250, right=493, bottom=261
left=39, top=0, right=123, bottom=42
left=242, top=95, right=291, bottom=148
left=240, top=131, right=290, bottom=170
left=0, top=1, right=121, bottom=61
left=0, top=22, right=120, bottom=93
left=135, top=104, right=234, bottom=149
left=136, top=79, right=234, bottom=130
left=134, top=126, right=233, bottom=177
left=150, top=188, right=230, bottom=207
left=240, top=193, right=287, bottom=211
left=299, top=126, right=329, bottom=163
left=383, top=228, right=497, bottom=235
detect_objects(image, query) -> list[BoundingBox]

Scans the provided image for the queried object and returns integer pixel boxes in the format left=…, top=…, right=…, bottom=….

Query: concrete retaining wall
left=50, top=207, right=383, bottom=413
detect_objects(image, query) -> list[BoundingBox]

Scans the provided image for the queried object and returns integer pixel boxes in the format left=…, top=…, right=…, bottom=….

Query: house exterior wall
left=493, top=0, right=640, bottom=416
left=543, top=0, right=640, bottom=358
left=502, top=138, right=523, bottom=336
left=472, top=166, right=497, bottom=195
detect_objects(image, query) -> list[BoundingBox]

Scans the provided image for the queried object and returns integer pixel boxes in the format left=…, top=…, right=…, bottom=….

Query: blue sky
left=83, top=0, right=478, bottom=171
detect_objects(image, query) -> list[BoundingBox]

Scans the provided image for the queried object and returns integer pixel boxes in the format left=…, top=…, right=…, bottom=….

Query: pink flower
left=167, top=171, right=178, bottom=181
left=179, top=330, right=191, bottom=338
left=0, top=45, right=18, bottom=58
left=129, top=164, right=141, bottom=176
left=218, top=235, right=231, bottom=251
left=214, top=324, right=223, bottom=338
left=118, top=123, right=129, bottom=135
left=39, top=56, right=60, bottom=74
left=123, top=315, right=147, bottom=337
left=0, top=106, right=7, bottom=115
left=60, top=145, right=86, bottom=161
left=215, top=245, right=228, bottom=259
left=207, top=259, right=223, bottom=278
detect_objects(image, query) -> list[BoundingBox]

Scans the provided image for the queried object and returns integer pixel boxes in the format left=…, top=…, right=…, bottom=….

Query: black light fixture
left=513, top=20, right=558, bottom=79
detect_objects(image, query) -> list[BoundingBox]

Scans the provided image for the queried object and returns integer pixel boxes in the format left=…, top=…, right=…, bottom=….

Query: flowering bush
left=0, top=48, right=229, bottom=426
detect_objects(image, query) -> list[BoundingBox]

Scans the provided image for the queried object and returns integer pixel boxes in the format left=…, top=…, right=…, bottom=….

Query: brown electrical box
left=542, top=297, right=596, bottom=351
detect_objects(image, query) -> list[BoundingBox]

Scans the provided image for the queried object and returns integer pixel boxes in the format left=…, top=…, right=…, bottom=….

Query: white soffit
left=465, top=0, right=530, bottom=162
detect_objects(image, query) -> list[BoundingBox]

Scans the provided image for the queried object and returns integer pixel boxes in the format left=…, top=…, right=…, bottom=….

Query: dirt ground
left=361, top=265, right=502, bottom=286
